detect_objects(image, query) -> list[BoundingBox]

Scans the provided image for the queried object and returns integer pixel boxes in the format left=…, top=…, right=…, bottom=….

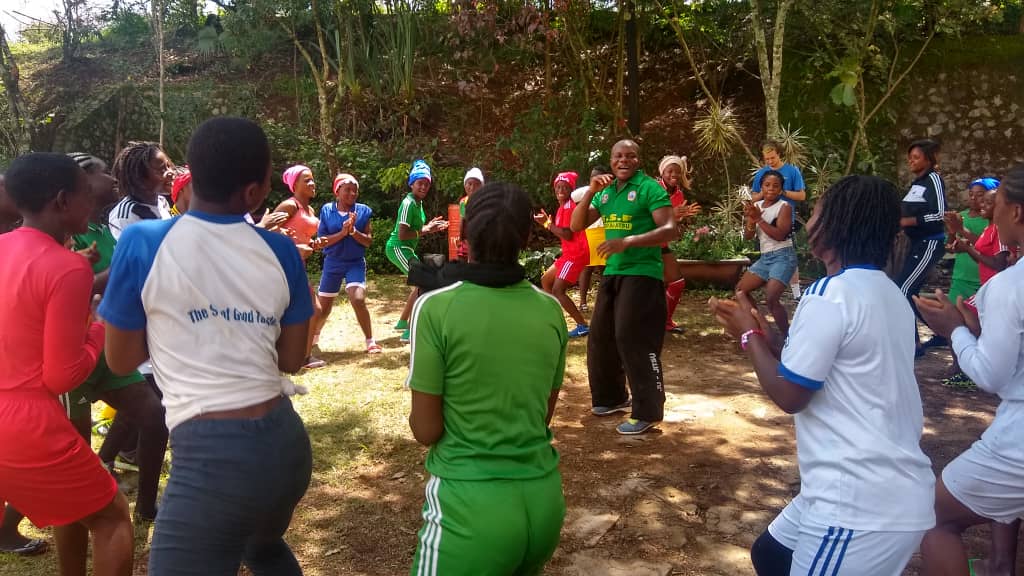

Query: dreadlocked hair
left=464, top=182, right=532, bottom=265
left=67, top=152, right=107, bottom=174
left=112, top=141, right=164, bottom=199
left=1001, top=164, right=1024, bottom=205
left=809, top=175, right=900, bottom=269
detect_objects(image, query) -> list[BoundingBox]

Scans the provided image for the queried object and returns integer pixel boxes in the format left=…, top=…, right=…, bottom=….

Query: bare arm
left=571, top=174, right=613, bottom=232
left=105, top=324, right=150, bottom=376
left=276, top=320, right=309, bottom=374
left=756, top=203, right=792, bottom=242
left=352, top=220, right=373, bottom=247
left=409, top=390, right=444, bottom=446
left=545, top=389, right=559, bottom=426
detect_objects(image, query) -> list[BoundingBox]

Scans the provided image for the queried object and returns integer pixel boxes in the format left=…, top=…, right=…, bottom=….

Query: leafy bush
left=367, top=217, right=396, bottom=274
left=670, top=215, right=751, bottom=261
left=100, top=11, right=151, bottom=49
left=519, top=247, right=560, bottom=285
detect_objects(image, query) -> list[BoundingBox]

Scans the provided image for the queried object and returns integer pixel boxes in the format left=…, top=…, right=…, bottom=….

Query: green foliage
left=366, top=217, right=396, bottom=274
left=496, top=104, right=606, bottom=207
left=670, top=215, right=750, bottom=261
left=519, top=247, right=560, bottom=285
left=100, top=11, right=151, bottom=49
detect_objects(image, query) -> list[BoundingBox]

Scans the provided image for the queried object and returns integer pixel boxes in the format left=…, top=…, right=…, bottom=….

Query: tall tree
left=748, top=0, right=795, bottom=139
left=0, top=22, right=30, bottom=154
left=153, top=0, right=166, bottom=146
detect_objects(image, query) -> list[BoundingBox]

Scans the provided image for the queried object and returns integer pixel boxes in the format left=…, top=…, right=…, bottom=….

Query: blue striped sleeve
left=256, top=229, right=313, bottom=326
left=778, top=362, right=824, bottom=390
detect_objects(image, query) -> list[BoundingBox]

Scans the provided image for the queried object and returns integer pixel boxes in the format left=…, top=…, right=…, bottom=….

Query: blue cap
left=408, top=160, right=432, bottom=187
left=970, top=177, right=1000, bottom=191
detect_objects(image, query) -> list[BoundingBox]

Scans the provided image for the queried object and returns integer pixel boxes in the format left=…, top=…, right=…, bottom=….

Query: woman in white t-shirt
left=711, top=174, right=935, bottom=576
left=738, top=170, right=797, bottom=336
left=915, top=164, right=1024, bottom=576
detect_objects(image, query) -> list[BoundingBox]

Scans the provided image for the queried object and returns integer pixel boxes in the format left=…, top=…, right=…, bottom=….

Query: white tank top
left=756, top=199, right=793, bottom=253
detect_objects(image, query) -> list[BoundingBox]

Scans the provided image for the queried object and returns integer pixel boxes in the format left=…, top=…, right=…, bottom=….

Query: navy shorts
left=749, top=246, right=798, bottom=284
left=318, top=257, right=367, bottom=297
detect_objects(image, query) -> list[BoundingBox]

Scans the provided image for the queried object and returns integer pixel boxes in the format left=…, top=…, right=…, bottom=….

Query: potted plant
left=670, top=186, right=753, bottom=288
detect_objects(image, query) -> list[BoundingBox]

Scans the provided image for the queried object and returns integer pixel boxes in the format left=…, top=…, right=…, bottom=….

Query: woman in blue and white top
left=711, top=175, right=935, bottom=576
left=311, top=173, right=380, bottom=354
left=916, top=164, right=1024, bottom=576
left=738, top=169, right=796, bottom=336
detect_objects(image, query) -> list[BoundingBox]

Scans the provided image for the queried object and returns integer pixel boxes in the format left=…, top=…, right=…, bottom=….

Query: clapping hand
left=743, top=201, right=762, bottom=223
left=944, top=211, right=964, bottom=235
left=533, top=209, right=550, bottom=226
left=674, top=200, right=702, bottom=222
left=913, top=289, right=968, bottom=340
left=259, top=210, right=290, bottom=231
left=424, top=216, right=448, bottom=234
left=709, top=290, right=779, bottom=350
left=76, top=241, right=101, bottom=265
left=947, top=236, right=970, bottom=254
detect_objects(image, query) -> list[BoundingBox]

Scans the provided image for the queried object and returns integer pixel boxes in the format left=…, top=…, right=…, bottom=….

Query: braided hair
left=111, top=141, right=165, bottom=199
left=1001, top=164, right=1024, bottom=205
left=808, top=175, right=901, bottom=269
left=67, top=152, right=108, bottom=174
left=464, top=182, right=532, bottom=265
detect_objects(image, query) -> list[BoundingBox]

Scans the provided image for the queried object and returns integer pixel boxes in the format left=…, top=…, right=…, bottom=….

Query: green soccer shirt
left=72, top=222, right=117, bottom=274
left=590, top=171, right=672, bottom=280
left=387, top=193, right=426, bottom=250
left=407, top=280, right=567, bottom=481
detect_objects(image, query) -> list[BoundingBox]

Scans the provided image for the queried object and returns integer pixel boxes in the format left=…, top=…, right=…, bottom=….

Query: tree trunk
left=748, top=0, right=794, bottom=139
left=624, top=0, right=640, bottom=135
left=153, top=0, right=165, bottom=146
left=0, top=22, right=30, bottom=154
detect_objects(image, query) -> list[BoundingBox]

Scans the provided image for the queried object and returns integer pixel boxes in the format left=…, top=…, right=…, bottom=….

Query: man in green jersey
left=408, top=182, right=566, bottom=576
left=571, top=140, right=678, bottom=435
left=385, top=160, right=448, bottom=343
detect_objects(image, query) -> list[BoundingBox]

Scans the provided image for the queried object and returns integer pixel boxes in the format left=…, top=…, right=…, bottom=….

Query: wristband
left=740, top=329, right=765, bottom=350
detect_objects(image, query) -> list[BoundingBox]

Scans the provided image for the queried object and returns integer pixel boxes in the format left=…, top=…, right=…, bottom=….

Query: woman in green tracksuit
left=385, top=159, right=447, bottom=343
left=407, top=182, right=567, bottom=576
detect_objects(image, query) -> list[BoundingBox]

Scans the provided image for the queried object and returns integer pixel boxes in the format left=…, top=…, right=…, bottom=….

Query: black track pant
left=895, top=238, right=945, bottom=325
left=587, top=275, right=666, bottom=422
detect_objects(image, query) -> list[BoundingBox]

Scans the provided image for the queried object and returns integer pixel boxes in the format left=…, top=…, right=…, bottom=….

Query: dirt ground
left=282, top=289, right=1005, bottom=576
left=0, top=284, right=1008, bottom=576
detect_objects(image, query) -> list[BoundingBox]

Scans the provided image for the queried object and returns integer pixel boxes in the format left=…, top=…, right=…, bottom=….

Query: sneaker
left=400, top=329, right=410, bottom=343
left=366, top=341, right=383, bottom=354
left=666, top=322, right=685, bottom=334
left=92, top=418, right=113, bottom=436
left=942, top=372, right=977, bottom=390
left=394, top=319, right=408, bottom=331
left=591, top=400, right=631, bottom=416
left=616, top=419, right=657, bottom=435
left=303, top=356, right=327, bottom=370
left=568, top=325, right=590, bottom=338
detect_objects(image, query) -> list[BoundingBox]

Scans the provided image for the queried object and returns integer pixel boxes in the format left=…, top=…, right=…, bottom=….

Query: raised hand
left=589, top=174, right=614, bottom=195
left=674, top=200, right=702, bottom=222
left=533, top=209, right=550, bottom=226
left=913, top=288, right=966, bottom=340
left=944, top=211, right=964, bottom=235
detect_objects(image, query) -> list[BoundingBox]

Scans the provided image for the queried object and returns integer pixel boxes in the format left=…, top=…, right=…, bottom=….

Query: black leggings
left=751, top=529, right=793, bottom=576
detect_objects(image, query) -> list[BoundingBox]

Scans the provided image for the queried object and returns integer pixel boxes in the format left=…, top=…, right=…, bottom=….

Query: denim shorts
left=749, top=246, right=798, bottom=284
left=148, top=396, right=312, bottom=575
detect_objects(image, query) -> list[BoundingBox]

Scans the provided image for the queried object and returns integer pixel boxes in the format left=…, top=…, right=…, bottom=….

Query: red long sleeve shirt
left=0, top=227, right=104, bottom=395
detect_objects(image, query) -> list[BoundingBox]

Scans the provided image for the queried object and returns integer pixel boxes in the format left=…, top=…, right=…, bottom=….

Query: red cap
left=171, top=170, right=192, bottom=204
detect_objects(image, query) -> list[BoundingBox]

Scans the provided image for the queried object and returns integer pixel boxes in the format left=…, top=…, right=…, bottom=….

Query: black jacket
left=901, top=169, right=947, bottom=241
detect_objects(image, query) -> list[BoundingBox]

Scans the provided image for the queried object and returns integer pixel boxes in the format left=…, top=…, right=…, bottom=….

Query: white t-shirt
left=108, top=195, right=173, bottom=240
left=953, top=260, right=1024, bottom=402
left=779, top=266, right=935, bottom=531
left=571, top=186, right=603, bottom=229
left=755, top=199, right=793, bottom=253
left=98, top=212, right=314, bottom=431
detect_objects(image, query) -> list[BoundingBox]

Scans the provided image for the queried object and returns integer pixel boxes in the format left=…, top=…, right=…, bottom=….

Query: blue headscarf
left=971, top=177, right=1000, bottom=191
left=408, top=160, right=432, bottom=187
